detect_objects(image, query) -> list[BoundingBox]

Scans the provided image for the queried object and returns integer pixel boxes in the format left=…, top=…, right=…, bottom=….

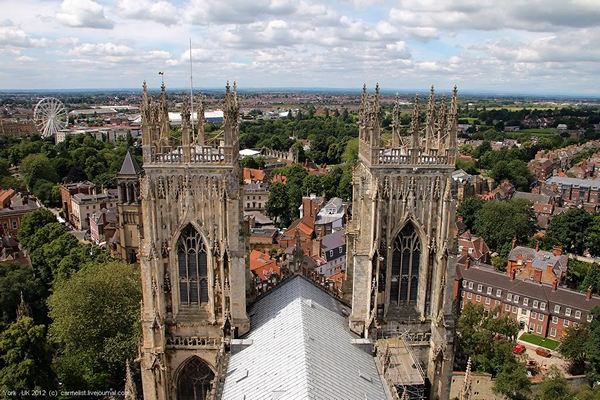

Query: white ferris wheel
left=33, top=97, right=68, bottom=138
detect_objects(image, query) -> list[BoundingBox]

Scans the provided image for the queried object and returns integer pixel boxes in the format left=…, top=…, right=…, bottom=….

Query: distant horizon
left=1, top=86, right=599, bottom=100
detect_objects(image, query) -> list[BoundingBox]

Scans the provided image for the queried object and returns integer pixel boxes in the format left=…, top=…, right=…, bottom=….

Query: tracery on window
left=389, top=223, right=421, bottom=305
left=177, top=225, right=208, bottom=306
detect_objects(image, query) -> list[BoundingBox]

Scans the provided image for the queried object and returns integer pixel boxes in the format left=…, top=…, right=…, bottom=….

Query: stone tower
left=347, top=85, right=458, bottom=399
left=115, top=150, right=143, bottom=264
left=138, top=81, right=249, bottom=400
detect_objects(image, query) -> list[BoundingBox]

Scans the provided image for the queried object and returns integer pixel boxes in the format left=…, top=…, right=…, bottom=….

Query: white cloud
left=56, top=0, right=113, bottom=29
left=117, top=0, right=178, bottom=25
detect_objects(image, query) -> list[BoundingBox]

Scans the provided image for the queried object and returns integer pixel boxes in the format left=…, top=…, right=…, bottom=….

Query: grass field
left=519, top=333, right=560, bottom=350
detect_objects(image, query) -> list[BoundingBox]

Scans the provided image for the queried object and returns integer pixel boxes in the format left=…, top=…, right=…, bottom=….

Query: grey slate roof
left=118, top=151, right=141, bottom=176
left=547, top=176, right=600, bottom=189
left=508, top=246, right=568, bottom=276
left=222, top=275, right=387, bottom=400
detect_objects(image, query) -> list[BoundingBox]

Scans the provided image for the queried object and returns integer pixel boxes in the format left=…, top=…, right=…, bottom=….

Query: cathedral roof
left=118, top=151, right=141, bottom=176
left=221, top=275, right=386, bottom=399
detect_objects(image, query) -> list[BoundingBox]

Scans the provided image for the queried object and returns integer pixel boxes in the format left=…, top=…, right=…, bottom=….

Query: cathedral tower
left=347, top=85, right=458, bottom=399
left=138, top=81, right=249, bottom=400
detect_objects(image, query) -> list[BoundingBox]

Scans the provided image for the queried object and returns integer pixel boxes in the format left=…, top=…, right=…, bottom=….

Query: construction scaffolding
left=375, top=334, right=426, bottom=400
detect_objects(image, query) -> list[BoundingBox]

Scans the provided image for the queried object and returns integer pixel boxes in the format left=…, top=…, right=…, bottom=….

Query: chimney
left=552, top=246, right=562, bottom=257
left=552, top=279, right=558, bottom=291
left=536, top=241, right=540, bottom=252
left=587, top=286, right=592, bottom=300
left=512, top=237, right=517, bottom=249
left=312, top=238, right=321, bottom=258
left=510, top=269, right=516, bottom=281
left=465, top=258, right=470, bottom=270
left=458, top=216, right=464, bottom=223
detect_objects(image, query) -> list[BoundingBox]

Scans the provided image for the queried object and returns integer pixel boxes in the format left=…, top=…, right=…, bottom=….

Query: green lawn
left=519, top=333, right=560, bottom=350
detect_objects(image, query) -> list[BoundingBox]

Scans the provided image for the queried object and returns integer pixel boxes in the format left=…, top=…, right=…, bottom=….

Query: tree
left=0, top=317, right=56, bottom=393
left=337, top=168, right=353, bottom=200
left=17, top=208, right=57, bottom=248
left=548, top=208, right=594, bottom=255
left=585, top=307, right=600, bottom=383
left=265, top=182, right=291, bottom=226
left=586, top=216, right=600, bottom=257
left=341, top=138, right=358, bottom=165
left=561, top=323, right=591, bottom=373
left=303, top=174, right=323, bottom=196
left=457, top=197, right=485, bottom=231
left=48, top=262, right=141, bottom=391
left=536, top=367, right=572, bottom=400
left=240, top=156, right=265, bottom=170
left=581, top=263, right=600, bottom=294
left=493, top=359, right=531, bottom=400
left=473, top=199, right=536, bottom=251
left=0, top=261, right=47, bottom=324
left=19, top=154, right=57, bottom=189
left=30, top=232, right=81, bottom=285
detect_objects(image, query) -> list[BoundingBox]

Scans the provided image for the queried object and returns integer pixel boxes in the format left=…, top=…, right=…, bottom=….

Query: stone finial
left=399, top=388, right=409, bottom=400
left=459, top=357, right=473, bottom=400
left=16, top=291, right=30, bottom=320
left=124, top=360, right=138, bottom=400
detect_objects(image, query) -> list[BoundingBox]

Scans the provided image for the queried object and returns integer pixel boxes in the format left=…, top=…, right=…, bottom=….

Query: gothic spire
left=124, top=360, right=138, bottom=400
left=446, top=85, right=458, bottom=151
left=181, top=93, right=191, bottom=149
left=195, top=90, right=205, bottom=145
left=425, top=85, right=436, bottom=151
left=459, top=357, right=473, bottom=400
left=392, top=93, right=401, bottom=147
left=437, top=95, right=447, bottom=150
left=410, top=94, right=420, bottom=149
left=16, top=291, right=29, bottom=320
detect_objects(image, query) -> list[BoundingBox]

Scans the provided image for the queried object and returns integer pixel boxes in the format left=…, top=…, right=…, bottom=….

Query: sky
left=1, top=0, right=599, bottom=95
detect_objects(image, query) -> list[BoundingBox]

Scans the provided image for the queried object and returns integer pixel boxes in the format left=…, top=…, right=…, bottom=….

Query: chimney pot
left=512, top=237, right=517, bottom=249
left=536, top=241, right=540, bottom=252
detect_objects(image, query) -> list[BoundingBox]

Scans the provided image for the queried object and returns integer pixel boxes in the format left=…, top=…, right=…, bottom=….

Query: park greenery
left=0, top=209, right=142, bottom=395
left=0, top=133, right=138, bottom=207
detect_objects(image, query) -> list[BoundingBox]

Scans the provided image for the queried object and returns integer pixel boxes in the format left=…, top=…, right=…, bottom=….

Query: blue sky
left=1, top=0, right=599, bottom=95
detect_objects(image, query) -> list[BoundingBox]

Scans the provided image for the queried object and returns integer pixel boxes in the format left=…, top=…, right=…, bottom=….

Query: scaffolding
left=375, top=333, right=426, bottom=400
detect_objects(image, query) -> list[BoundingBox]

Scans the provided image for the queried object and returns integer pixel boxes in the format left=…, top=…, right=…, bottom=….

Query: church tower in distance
left=138, top=81, right=249, bottom=400
left=347, top=84, right=458, bottom=399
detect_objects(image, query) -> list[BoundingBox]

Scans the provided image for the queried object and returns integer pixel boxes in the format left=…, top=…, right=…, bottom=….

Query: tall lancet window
left=177, top=225, right=208, bottom=306
left=390, top=223, right=421, bottom=305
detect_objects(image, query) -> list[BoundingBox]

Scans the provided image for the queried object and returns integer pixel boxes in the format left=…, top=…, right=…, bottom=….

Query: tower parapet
left=359, top=85, right=458, bottom=167
left=141, top=81, right=240, bottom=166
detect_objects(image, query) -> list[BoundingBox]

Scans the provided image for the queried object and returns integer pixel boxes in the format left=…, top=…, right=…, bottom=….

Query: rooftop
left=222, top=275, right=386, bottom=399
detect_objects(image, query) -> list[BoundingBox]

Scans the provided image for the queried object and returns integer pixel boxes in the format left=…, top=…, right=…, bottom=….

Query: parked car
left=535, top=347, right=551, bottom=357
left=513, top=344, right=526, bottom=354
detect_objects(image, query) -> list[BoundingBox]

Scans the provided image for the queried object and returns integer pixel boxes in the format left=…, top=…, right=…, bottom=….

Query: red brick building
left=455, top=257, right=600, bottom=340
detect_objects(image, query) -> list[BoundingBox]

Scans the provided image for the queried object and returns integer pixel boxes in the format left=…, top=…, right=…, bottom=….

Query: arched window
left=389, top=223, right=421, bottom=305
left=177, top=225, right=208, bottom=306
left=177, top=357, right=214, bottom=400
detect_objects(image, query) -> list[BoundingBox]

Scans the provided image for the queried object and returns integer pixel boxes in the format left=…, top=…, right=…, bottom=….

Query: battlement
left=359, top=84, right=458, bottom=168
left=140, top=81, right=240, bottom=168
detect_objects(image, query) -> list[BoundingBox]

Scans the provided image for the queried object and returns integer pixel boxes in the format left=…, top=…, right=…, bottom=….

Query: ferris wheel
left=33, top=97, right=68, bottom=138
